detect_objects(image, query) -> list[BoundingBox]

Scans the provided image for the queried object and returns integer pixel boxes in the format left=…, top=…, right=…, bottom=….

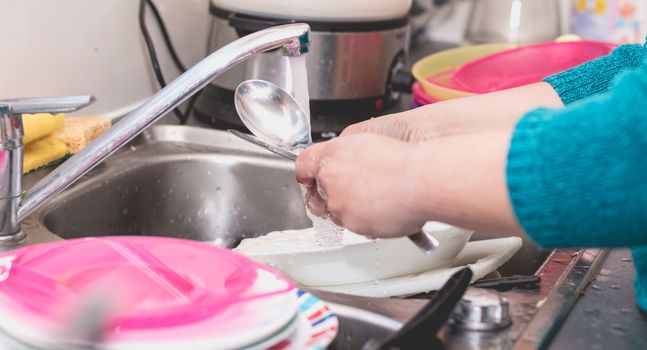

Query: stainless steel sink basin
left=17, top=125, right=607, bottom=350
left=40, top=128, right=311, bottom=247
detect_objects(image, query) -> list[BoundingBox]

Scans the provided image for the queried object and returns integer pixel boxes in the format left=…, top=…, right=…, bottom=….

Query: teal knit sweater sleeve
left=544, top=43, right=646, bottom=104
left=509, top=43, right=647, bottom=310
left=507, top=63, right=647, bottom=248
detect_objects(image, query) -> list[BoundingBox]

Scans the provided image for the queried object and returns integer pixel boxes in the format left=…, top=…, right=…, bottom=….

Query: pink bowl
left=451, top=41, right=616, bottom=94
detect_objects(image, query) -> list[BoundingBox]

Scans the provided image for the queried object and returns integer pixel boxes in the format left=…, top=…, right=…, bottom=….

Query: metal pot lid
left=211, top=0, right=412, bottom=22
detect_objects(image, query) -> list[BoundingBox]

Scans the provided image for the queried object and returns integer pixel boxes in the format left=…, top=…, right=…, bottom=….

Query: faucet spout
left=15, top=23, right=310, bottom=227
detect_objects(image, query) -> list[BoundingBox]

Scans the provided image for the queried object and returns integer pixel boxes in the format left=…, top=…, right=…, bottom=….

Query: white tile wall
left=0, top=0, right=211, bottom=117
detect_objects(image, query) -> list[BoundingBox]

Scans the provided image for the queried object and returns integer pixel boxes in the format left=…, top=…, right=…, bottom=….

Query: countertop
left=550, top=249, right=647, bottom=349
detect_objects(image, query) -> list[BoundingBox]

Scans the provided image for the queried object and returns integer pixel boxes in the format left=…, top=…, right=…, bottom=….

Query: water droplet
left=216, top=187, right=222, bottom=193
left=122, top=208, right=129, bottom=215
left=584, top=307, right=600, bottom=317
left=130, top=145, right=137, bottom=151
left=610, top=285, right=620, bottom=290
left=610, top=324, right=625, bottom=335
left=591, top=284, right=602, bottom=291
left=599, top=268, right=612, bottom=276
left=621, top=258, right=632, bottom=263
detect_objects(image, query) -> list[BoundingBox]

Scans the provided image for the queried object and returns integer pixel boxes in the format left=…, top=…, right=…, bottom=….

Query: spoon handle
left=409, top=230, right=440, bottom=255
left=228, top=129, right=297, bottom=160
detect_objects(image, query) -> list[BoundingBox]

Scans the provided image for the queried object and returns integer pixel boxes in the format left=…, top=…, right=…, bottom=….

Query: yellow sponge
left=23, top=135, right=69, bottom=174
left=54, top=116, right=112, bottom=154
left=22, top=113, right=65, bottom=145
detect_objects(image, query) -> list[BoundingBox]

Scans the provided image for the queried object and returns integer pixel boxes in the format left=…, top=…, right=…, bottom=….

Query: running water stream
left=287, top=56, right=344, bottom=247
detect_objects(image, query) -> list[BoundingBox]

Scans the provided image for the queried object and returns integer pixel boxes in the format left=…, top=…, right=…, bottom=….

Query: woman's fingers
left=339, top=122, right=366, bottom=136
left=305, top=184, right=328, bottom=217
left=295, top=141, right=333, bottom=184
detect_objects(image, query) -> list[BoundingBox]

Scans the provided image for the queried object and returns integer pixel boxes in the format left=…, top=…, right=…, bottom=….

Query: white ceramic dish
left=317, top=237, right=523, bottom=297
left=236, top=222, right=473, bottom=287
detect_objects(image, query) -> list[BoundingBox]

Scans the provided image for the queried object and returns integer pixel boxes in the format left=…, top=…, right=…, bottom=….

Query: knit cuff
left=506, top=109, right=567, bottom=247
left=507, top=89, right=647, bottom=249
left=544, top=44, right=646, bottom=104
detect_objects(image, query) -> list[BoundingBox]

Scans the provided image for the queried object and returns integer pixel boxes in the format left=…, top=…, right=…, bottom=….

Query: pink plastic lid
left=451, top=41, right=616, bottom=94
left=0, top=236, right=296, bottom=347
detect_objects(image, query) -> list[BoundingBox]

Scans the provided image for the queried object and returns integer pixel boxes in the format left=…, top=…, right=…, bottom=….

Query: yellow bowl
left=412, top=43, right=516, bottom=101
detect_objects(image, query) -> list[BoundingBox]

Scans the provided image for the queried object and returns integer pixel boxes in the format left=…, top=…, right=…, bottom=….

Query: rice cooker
left=194, top=0, right=413, bottom=139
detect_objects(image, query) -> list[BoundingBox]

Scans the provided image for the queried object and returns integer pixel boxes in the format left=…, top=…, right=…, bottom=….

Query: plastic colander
left=0, top=236, right=297, bottom=349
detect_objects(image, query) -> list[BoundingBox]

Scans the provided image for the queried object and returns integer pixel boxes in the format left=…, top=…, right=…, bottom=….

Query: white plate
left=244, top=290, right=338, bottom=350
left=315, top=237, right=523, bottom=297
left=236, top=222, right=473, bottom=287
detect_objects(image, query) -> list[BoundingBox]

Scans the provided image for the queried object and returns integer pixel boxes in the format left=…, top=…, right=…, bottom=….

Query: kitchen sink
left=17, top=125, right=607, bottom=349
left=40, top=128, right=311, bottom=247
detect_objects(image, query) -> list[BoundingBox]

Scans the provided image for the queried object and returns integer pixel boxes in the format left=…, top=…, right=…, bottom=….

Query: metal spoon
left=234, top=79, right=311, bottom=149
left=233, top=80, right=439, bottom=255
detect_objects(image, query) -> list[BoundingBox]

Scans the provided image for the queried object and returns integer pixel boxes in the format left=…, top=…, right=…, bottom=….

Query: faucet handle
left=0, top=96, right=95, bottom=146
left=0, top=96, right=95, bottom=114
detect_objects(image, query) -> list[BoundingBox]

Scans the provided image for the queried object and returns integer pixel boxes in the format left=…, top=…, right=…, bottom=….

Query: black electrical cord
left=145, top=0, right=187, bottom=73
left=138, top=0, right=202, bottom=124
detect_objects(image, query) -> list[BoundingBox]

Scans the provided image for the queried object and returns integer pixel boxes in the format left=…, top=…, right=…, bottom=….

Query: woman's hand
left=340, top=109, right=442, bottom=142
left=341, top=82, right=563, bottom=142
left=295, top=134, right=429, bottom=238
left=296, top=131, right=524, bottom=238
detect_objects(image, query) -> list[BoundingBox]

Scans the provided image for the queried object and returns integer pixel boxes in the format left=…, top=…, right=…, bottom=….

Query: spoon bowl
left=234, top=79, right=311, bottom=148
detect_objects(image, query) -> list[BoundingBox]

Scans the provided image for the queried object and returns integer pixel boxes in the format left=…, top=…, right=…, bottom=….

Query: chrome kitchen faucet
left=0, top=23, right=310, bottom=243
